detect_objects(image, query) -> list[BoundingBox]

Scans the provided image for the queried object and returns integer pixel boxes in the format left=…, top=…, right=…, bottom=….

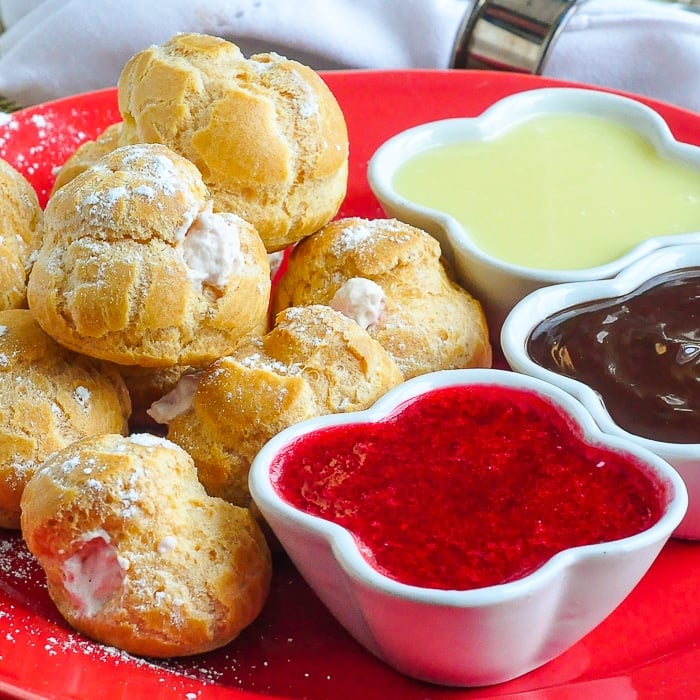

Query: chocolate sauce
left=527, top=267, right=700, bottom=443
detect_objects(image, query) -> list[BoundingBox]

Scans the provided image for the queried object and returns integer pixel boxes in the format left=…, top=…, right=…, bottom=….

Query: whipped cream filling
left=267, top=250, right=285, bottom=279
left=147, top=372, right=201, bottom=425
left=182, top=205, right=245, bottom=289
left=330, top=277, right=386, bottom=329
left=61, top=530, right=128, bottom=617
left=157, top=535, right=178, bottom=555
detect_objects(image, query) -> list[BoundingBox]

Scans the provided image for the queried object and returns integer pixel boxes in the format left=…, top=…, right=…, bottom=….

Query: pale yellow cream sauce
left=392, top=114, right=700, bottom=269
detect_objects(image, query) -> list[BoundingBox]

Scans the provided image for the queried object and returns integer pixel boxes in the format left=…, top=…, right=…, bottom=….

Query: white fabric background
left=0, top=0, right=699, bottom=112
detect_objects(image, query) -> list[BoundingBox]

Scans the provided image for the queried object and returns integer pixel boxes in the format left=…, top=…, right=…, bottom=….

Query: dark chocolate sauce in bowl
left=527, top=267, right=700, bottom=443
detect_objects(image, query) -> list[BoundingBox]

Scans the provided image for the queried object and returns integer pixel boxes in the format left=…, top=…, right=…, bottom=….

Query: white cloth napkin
left=0, top=0, right=699, bottom=113
left=546, top=0, right=700, bottom=113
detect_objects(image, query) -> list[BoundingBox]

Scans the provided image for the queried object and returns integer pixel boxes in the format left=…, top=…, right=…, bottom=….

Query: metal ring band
left=451, top=0, right=579, bottom=74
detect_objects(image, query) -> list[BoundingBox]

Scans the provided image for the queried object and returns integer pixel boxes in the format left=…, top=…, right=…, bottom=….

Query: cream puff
left=271, top=217, right=493, bottom=378
left=21, top=432, right=272, bottom=658
left=0, top=157, right=43, bottom=310
left=150, top=304, right=403, bottom=508
left=28, top=142, right=271, bottom=367
left=0, top=309, right=130, bottom=529
left=117, top=32, right=349, bottom=252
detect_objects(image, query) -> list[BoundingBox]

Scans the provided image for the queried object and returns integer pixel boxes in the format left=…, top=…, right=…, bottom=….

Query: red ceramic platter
left=1, top=70, right=699, bottom=700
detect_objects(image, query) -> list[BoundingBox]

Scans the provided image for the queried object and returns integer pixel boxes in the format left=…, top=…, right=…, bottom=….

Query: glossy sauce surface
left=392, top=114, right=700, bottom=269
left=527, top=267, right=700, bottom=444
left=272, top=384, right=663, bottom=590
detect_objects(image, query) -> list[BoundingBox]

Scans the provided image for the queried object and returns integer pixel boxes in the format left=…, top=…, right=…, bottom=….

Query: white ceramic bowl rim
left=501, top=243, right=700, bottom=455
left=250, top=368, right=688, bottom=607
left=367, top=87, right=700, bottom=282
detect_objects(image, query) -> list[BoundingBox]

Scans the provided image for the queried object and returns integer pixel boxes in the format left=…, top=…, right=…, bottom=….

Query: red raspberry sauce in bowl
left=270, top=382, right=664, bottom=590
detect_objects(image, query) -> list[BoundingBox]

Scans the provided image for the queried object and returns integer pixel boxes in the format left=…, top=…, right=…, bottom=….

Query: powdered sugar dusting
left=276, top=306, right=334, bottom=349
left=82, top=185, right=128, bottom=207
left=0, top=102, right=113, bottom=207
left=118, top=146, right=184, bottom=196
left=128, top=432, right=179, bottom=451
left=0, top=536, right=42, bottom=589
left=238, top=352, right=303, bottom=377
left=332, top=219, right=411, bottom=256
left=74, top=145, right=203, bottom=236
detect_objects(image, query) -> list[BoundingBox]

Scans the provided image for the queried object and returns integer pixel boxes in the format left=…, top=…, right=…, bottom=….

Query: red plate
left=1, top=70, right=700, bottom=700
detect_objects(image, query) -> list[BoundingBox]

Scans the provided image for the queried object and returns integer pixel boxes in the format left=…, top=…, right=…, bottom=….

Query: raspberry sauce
left=271, top=383, right=664, bottom=590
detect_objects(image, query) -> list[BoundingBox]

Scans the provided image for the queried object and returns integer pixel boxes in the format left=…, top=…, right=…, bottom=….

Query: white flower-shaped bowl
left=367, top=87, right=700, bottom=337
left=249, top=368, right=687, bottom=687
left=502, top=243, right=700, bottom=539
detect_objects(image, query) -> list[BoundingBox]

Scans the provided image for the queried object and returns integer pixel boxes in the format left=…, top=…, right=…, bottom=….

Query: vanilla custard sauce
left=392, top=114, right=700, bottom=269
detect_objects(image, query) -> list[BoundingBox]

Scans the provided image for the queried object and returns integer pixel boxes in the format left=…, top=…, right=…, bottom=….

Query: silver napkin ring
left=452, top=0, right=579, bottom=74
